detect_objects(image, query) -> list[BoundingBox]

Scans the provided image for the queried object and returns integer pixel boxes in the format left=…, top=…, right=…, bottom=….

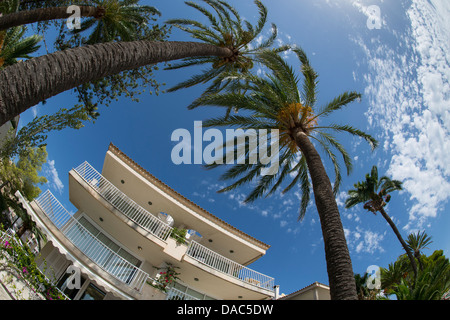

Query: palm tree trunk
left=293, top=129, right=357, bottom=300
left=0, top=6, right=104, bottom=31
left=378, top=207, right=418, bottom=279
left=0, top=40, right=233, bottom=126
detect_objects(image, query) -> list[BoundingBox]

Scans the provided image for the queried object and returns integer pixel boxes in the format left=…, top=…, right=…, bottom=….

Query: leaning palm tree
left=345, top=165, right=418, bottom=280
left=407, top=231, right=433, bottom=271
left=188, top=48, right=378, bottom=300
left=0, top=0, right=277, bottom=127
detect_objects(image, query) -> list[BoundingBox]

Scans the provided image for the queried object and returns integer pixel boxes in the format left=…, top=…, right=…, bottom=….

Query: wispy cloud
left=354, top=0, right=450, bottom=229
left=345, top=227, right=386, bottom=254
left=44, top=159, right=64, bottom=194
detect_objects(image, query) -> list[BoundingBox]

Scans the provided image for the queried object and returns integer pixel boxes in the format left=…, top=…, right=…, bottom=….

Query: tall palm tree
left=407, top=231, right=433, bottom=271
left=0, top=0, right=277, bottom=127
left=345, top=165, right=418, bottom=279
left=165, top=0, right=287, bottom=116
left=188, top=48, right=378, bottom=300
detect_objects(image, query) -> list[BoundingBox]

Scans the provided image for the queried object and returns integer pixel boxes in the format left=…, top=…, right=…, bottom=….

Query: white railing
left=73, top=161, right=173, bottom=242
left=166, top=287, right=200, bottom=300
left=35, top=190, right=149, bottom=293
left=72, top=162, right=276, bottom=294
left=187, top=241, right=275, bottom=292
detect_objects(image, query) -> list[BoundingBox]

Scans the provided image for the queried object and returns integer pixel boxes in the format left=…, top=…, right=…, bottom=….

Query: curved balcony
left=70, top=161, right=275, bottom=298
left=186, top=241, right=275, bottom=292
left=73, top=162, right=173, bottom=242
left=34, top=190, right=149, bottom=293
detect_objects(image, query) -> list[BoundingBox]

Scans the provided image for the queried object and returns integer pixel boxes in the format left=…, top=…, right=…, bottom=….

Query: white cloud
left=356, top=0, right=450, bottom=229
left=357, top=230, right=385, bottom=254
left=31, top=106, right=38, bottom=118
left=335, top=191, right=347, bottom=208
left=45, top=159, right=64, bottom=194
left=346, top=227, right=385, bottom=254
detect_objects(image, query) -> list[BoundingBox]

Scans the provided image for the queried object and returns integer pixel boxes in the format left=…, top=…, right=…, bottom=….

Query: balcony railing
left=187, top=241, right=275, bottom=292
left=166, top=287, right=200, bottom=300
left=72, top=161, right=275, bottom=295
left=73, top=161, right=173, bottom=242
left=35, top=190, right=149, bottom=293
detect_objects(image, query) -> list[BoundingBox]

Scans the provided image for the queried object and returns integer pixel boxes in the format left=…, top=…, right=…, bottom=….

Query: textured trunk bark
left=293, top=128, right=357, bottom=300
left=0, top=6, right=102, bottom=31
left=0, top=41, right=233, bottom=126
left=378, top=207, right=418, bottom=278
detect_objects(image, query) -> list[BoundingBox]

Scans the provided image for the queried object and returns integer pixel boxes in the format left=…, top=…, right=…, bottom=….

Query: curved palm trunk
left=294, top=129, right=357, bottom=300
left=0, top=6, right=104, bottom=31
left=0, top=41, right=232, bottom=126
left=378, top=207, right=418, bottom=279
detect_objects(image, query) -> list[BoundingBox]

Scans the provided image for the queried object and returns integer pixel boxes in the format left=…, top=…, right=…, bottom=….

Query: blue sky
left=18, top=0, right=450, bottom=296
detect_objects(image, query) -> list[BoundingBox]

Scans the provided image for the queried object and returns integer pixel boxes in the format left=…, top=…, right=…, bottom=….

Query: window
left=79, top=283, right=106, bottom=300
left=56, top=269, right=86, bottom=300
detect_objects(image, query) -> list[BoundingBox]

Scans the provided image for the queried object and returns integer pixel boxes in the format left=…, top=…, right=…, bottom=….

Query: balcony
left=186, top=241, right=275, bottom=292
left=73, top=161, right=173, bottom=242
left=69, top=161, right=275, bottom=298
left=34, top=190, right=149, bottom=293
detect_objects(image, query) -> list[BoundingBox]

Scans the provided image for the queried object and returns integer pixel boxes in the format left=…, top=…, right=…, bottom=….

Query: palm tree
left=354, top=273, right=370, bottom=300
left=386, top=250, right=450, bottom=300
left=165, top=0, right=287, bottom=116
left=345, top=165, right=418, bottom=279
left=0, top=0, right=277, bottom=127
left=188, top=48, right=378, bottom=300
left=70, top=0, right=161, bottom=45
left=0, top=25, right=42, bottom=69
left=407, top=231, right=433, bottom=271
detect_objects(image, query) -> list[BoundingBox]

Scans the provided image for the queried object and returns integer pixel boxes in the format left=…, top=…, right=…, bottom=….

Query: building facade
left=19, top=143, right=277, bottom=300
left=277, top=282, right=330, bottom=300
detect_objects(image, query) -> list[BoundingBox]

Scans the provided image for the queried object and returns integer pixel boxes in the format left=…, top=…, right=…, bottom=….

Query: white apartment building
left=18, top=143, right=277, bottom=300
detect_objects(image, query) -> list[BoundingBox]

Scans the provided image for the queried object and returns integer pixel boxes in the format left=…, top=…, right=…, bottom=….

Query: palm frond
left=312, top=91, right=362, bottom=122
left=291, top=46, right=318, bottom=107
left=165, top=0, right=282, bottom=111
left=314, top=124, right=378, bottom=150
left=314, top=130, right=353, bottom=175
left=310, top=134, right=342, bottom=196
